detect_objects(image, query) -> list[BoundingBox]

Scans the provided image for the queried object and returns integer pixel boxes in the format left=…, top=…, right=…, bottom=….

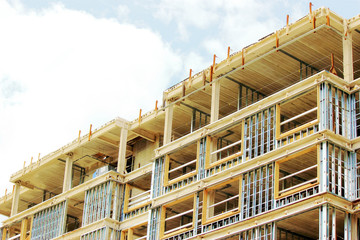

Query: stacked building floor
left=1, top=6, right=360, bottom=240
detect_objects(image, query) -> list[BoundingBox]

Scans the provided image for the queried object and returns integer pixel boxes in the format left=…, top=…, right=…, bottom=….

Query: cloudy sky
left=0, top=0, right=358, bottom=219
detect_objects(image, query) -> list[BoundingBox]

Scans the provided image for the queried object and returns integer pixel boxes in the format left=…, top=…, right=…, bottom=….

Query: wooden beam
left=16, top=180, right=34, bottom=190
left=124, top=163, right=152, bottom=182
left=97, top=136, right=119, bottom=148
left=131, top=128, right=156, bottom=142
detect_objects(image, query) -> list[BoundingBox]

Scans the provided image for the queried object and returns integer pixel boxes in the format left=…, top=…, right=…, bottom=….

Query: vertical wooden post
left=20, top=218, right=28, bottom=240
left=2, top=228, right=7, bottom=240
left=63, top=153, right=73, bottom=192
left=10, top=183, right=20, bottom=217
left=163, top=100, right=174, bottom=145
left=210, top=79, right=220, bottom=123
left=117, top=125, right=129, bottom=174
left=343, top=30, right=353, bottom=82
left=28, top=215, right=34, bottom=240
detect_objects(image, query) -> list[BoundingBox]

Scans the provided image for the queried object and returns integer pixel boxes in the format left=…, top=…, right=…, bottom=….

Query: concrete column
left=210, top=80, right=220, bottom=123
left=117, top=126, right=128, bottom=174
left=62, top=153, right=73, bottom=192
left=163, top=101, right=173, bottom=145
left=10, top=183, right=20, bottom=217
left=343, top=31, right=353, bottom=82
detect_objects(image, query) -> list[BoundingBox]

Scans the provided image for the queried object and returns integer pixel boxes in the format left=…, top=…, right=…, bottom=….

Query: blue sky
left=0, top=0, right=358, bottom=219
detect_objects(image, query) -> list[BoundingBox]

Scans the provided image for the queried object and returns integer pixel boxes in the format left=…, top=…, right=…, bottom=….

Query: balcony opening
left=121, top=222, right=148, bottom=240
left=164, top=141, right=198, bottom=186
left=206, top=124, right=243, bottom=169
left=161, top=194, right=196, bottom=238
left=202, top=177, right=240, bottom=224
left=275, top=146, right=318, bottom=199
left=124, top=173, right=152, bottom=215
left=277, top=88, right=318, bottom=141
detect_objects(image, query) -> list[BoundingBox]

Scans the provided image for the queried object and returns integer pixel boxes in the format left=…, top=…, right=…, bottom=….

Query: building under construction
left=1, top=5, right=360, bottom=240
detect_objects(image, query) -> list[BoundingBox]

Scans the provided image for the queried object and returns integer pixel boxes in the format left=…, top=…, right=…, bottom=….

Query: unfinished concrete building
left=1, top=6, right=360, bottom=240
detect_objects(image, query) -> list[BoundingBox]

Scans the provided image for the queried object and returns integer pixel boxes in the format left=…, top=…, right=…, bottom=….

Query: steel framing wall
left=31, top=201, right=67, bottom=240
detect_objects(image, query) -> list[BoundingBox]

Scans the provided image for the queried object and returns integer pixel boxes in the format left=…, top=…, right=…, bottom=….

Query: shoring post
left=155, top=100, right=158, bottom=111
left=138, top=109, right=142, bottom=125
left=209, top=66, right=214, bottom=83
left=330, top=53, right=337, bottom=75
left=202, top=71, right=207, bottom=86
left=286, top=15, right=290, bottom=34
left=88, top=124, right=92, bottom=141
left=213, top=54, right=217, bottom=71
left=182, top=81, right=186, bottom=97
left=242, top=49, right=245, bottom=68
left=188, top=69, right=193, bottom=88
left=78, top=130, right=81, bottom=142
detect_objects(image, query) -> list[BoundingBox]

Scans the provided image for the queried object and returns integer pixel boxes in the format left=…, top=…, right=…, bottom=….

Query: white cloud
left=154, top=0, right=308, bottom=54
left=0, top=0, right=182, bottom=199
left=183, top=51, right=208, bottom=74
left=117, top=4, right=130, bottom=20
left=154, top=0, right=220, bottom=28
